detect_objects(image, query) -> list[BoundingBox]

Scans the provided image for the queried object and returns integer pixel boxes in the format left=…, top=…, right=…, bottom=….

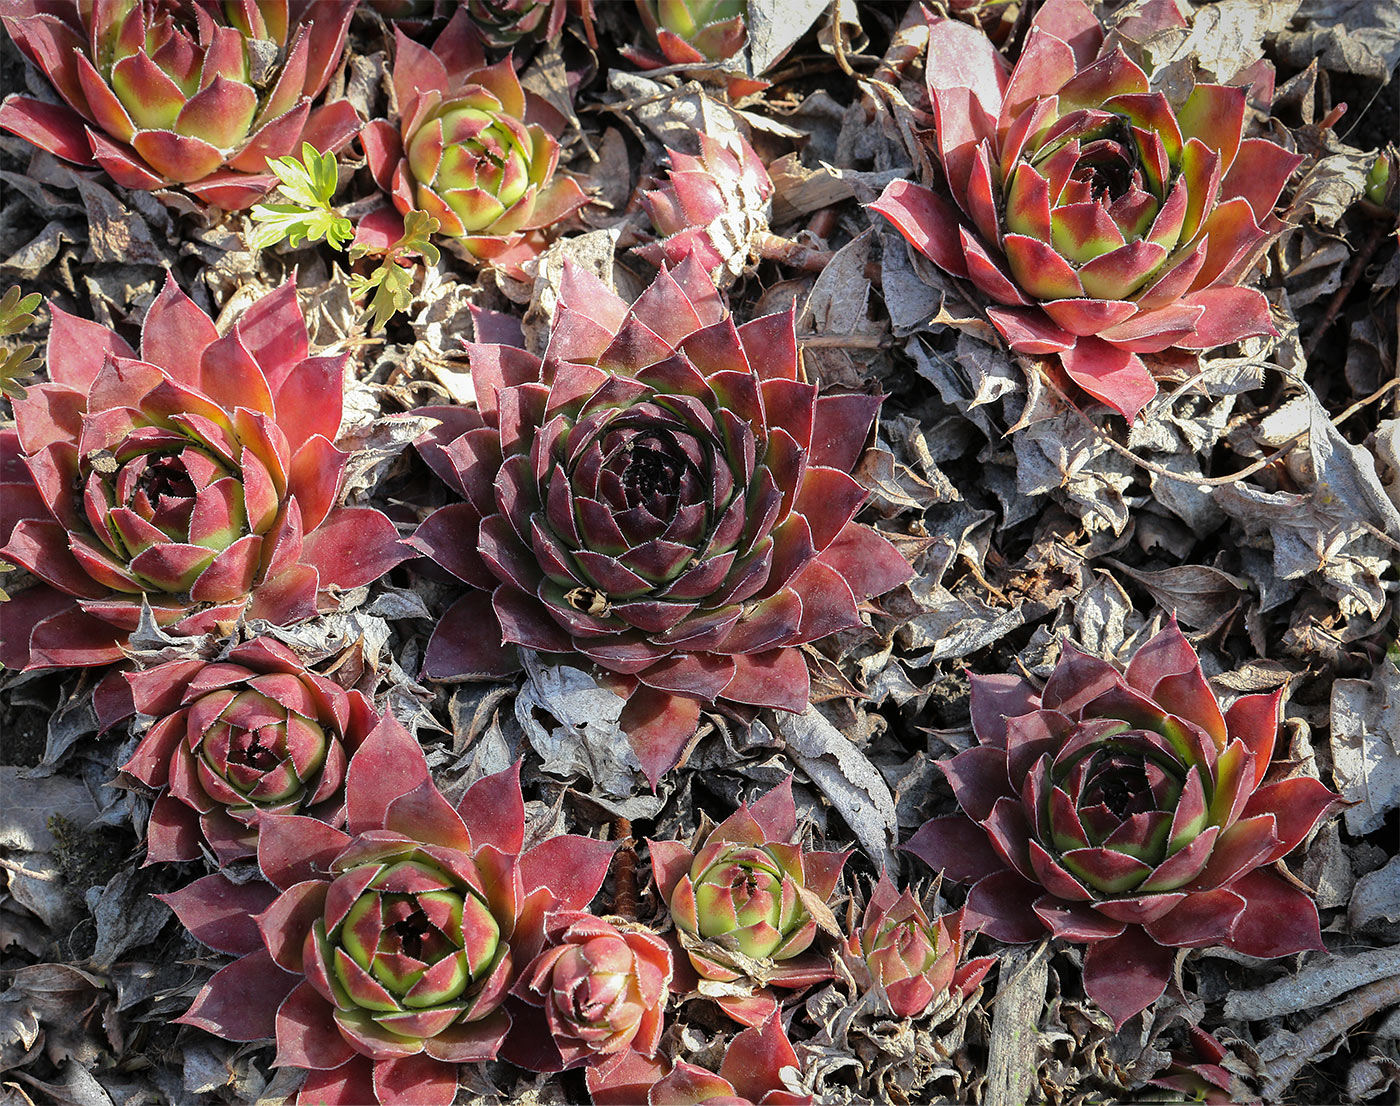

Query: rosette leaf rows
left=0, top=0, right=359, bottom=210
left=870, top=0, right=1302, bottom=421
left=649, top=778, right=848, bottom=1026
left=465, top=0, right=572, bottom=48
left=517, top=910, right=672, bottom=1071
left=904, top=619, right=1341, bottom=1027
left=120, top=637, right=380, bottom=865
left=359, top=9, right=588, bottom=276
left=631, top=0, right=746, bottom=67
left=409, top=256, right=912, bottom=785
left=164, top=716, right=618, bottom=1105
left=841, top=873, right=995, bottom=1019
left=0, top=275, right=408, bottom=671
left=639, top=133, right=775, bottom=287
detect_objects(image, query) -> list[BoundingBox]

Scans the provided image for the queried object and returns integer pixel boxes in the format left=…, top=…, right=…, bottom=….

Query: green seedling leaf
left=347, top=210, right=441, bottom=334
left=0, top=284, right=43, bottom=400
left=249, top=143, right=353, bottom=250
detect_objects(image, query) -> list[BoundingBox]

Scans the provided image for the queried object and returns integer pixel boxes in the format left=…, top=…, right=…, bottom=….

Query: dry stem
left=612, top=817, right=638, bottom=921
left=1259, top=972, right=1400, bottom=1101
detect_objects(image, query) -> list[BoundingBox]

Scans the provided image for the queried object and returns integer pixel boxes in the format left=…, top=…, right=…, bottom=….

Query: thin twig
left=829, top=1, right=858, bottom=80
left=1303, top=229, right=1388, bottom=358
left=960, top=551, right=1010, bottom=605
left=870, top=2, right=929, bottom=89
left=612, top=817, right=638, bottom=921
left=795, top=332, right=889, bottom=348
left=755, top=233, right=835, bottom=272
left=1042, top=370, right=1400, bottom=490
left=1259, top=973, right=1400, bottom=1101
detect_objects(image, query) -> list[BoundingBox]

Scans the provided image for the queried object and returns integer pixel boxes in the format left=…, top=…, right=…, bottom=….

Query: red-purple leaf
left=1082, top=926, right=1174, bottom=1028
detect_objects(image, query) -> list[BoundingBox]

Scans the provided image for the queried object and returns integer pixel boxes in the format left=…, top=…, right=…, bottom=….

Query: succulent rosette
left=648, top=778, right=848, bottom=1026
left=409, top=256, right=912, bottom=785
left=0, top=276, right=408, bottom=672
left=639, top=134, right=775, bottom=287
left=870, top=0, right=1303, bottom=422
left=516, top=910, right=672, bottom=1071
left=1149, top=1026, right=1252, bottom=1105
left=588, top=1014, right=811, bottom=1106
left=358, top=9, right=588, bottom=276
left=370, top=0, right=590, bottom=46
left=119, top=637, right=379, bottom=865
left=163, top=716, right=617, bottom=1106
left=628, top=0, right=746, bottom=67
left=465, top=0, right=571, bottom=48
left=904, top=618, right=1341, bottom=1027
left=0, top=0, right=359, bottom=210
left=841, top=873, right=995, bottom=1019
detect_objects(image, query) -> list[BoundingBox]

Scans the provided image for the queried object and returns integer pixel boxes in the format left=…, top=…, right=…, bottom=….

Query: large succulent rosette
left=841, top=873, right=995, bottom=1019
left=0, top=0, right=359, bottom=210
left=904, top=619, right=1341, bottom=1026
left=639, top=133, right=775, bottom=287
left=0, top=275, right=408, bottom=671
left=163, top=717, right=617, bottom=1106
left=648, top=778, right=848, bottom=1026
left=517, top=910, right=672, bottom=1070
left=120, top=637, right=379, bottom=865
left=409, top=256, right=911, bottom=785
left=870, top=0, right=1302, bottom=421
left=358, top=9, right=587, bottom=276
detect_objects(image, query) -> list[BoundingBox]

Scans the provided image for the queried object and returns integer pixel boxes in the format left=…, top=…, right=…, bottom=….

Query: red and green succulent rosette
left=587, top=1013, right=812, bottom=1106
left=841, top=873, right=995, bottom=1020
left=904, top=619, right=1341, bottom=1027
left=639, top=133, right=775, bottom=287
left=407, top=256, right=912, bottom=786
left=119, top=637, right=379, bottom=865
left=162, top=716, right=617, bottom=1106
left=625, top=0, right=746, bottom=68
left=870, top=0, right=1302, bottom=422
left=1149, top=1026, right=1250, bottom=1105
left=357, top=9, right=588, bottom=277
left=648, top=778, right=848, bottom=1027
left=512, top=910, right=673, bottom=1072
left=369, top=0, right=582, bottom=48
left=463, top=0, right=573, bottom=49
left=0, top=0, right=359, bottom=210
left=0, top=275, right=408, bottom=671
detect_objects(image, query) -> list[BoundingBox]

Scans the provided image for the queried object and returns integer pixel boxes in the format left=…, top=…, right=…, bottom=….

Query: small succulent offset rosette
left=871, top=0, right=1302, bottom=422
left=358, top=9, right=587, bottom=275
left=409, top=256, right=911, bottom=785
left=0, top=0, right=359, bottom=210
left=627, top=0, right=746, bottom=68
left=164, top=717, right=616, bottom=1106
left=0, top=276, right=407, bottom=671
left=464, top=0, right=574, bottom=48
left=905, top=619, right=1342, bottom=1027
left=639, top=133, right=775, bottom=287
left=370, top=0, right=580, bottom=47
left=1149, top=1026, right=1249, bottom=1104
left=842, top=873, right=995, bottom=1019
left=120, top=637, right=379, bottom=865
left=518, top=910, right=673, bottom=1071
left=649, top=778, right=848, bottom=1026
